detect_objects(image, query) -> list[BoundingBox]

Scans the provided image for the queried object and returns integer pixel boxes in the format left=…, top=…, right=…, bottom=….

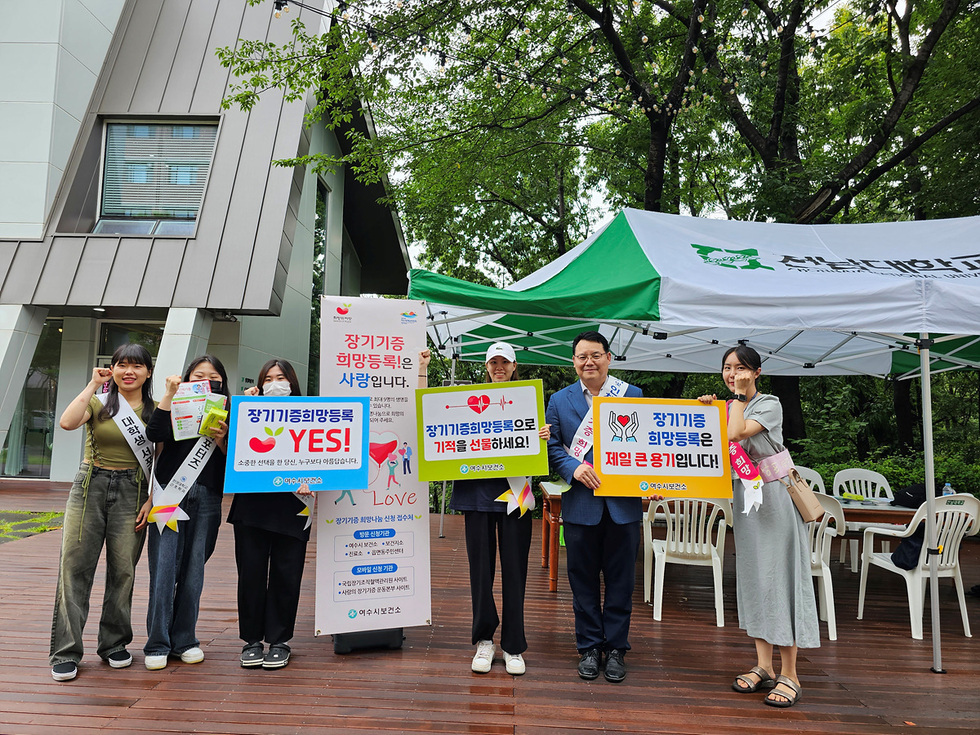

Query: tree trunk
left=644, top=120, right=670, bottom=212
left=892, top=378, right=915, bottom=450
left=663, top=372, right=687, bottom=399
left=769, top=375, right=805, bottom=451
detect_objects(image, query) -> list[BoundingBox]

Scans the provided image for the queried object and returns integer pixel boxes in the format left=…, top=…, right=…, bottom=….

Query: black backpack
left=892, top=483, right=927, bottom=509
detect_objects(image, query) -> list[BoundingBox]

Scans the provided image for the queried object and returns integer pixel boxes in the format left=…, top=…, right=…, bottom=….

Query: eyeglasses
left=573, top=352, right=608, bottom=362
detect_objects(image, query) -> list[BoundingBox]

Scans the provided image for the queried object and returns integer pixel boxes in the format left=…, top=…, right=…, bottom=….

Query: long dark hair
left=98, top=344, right=155, bottom=424
left=722, top=344, right=763, bottom=371
left=257, top=358, right=303, bottom=396
left=182, top=354, right=231, bottom=401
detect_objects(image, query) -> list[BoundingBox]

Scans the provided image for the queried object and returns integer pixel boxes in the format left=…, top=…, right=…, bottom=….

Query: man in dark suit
left=545, top=330, right=644, bottom=683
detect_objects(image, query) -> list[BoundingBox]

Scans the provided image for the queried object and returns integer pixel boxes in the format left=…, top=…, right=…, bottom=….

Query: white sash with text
left=95, top=392, right=154, bottom=479
left=564, top=377, right=629, bottom=463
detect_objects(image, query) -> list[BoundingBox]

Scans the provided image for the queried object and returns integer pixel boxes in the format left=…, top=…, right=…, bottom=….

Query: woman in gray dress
left=698, top=345, right=819, bottom=708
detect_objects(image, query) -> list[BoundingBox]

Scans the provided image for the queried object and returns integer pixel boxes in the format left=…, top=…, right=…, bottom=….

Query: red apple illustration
left=336, top=304, right=351, bottom=315
left=249, top=436, right=275, bottom=453
left=249, top=426, right=282, bottom=453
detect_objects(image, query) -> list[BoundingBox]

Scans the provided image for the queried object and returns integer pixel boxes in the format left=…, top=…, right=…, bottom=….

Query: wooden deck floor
left=1, top=483, right=978, bottom=735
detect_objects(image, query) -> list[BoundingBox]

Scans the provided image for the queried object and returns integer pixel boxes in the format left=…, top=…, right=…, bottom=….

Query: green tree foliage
left=219, top=1, right=977, bottom=238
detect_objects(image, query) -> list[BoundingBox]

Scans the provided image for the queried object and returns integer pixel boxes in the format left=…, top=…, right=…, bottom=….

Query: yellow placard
left=593, top=396, right=732, bottom=498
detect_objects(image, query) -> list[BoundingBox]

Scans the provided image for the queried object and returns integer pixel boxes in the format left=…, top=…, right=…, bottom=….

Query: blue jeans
left=49, top=465, right=147, bottom=665
left=144, top=483, right=222, bottom=656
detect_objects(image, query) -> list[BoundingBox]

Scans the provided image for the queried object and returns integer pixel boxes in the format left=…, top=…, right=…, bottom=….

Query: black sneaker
left=241, top=643, right=264, bottom=668
left=577, top=648, right=602, bottom=680
left=106, top=650, right=133, bottom=669
left=604, top=649, right=627, bottom=683
left=262, top=643, right=291, bottom=669
left=51, top=661, right=78, bottom=681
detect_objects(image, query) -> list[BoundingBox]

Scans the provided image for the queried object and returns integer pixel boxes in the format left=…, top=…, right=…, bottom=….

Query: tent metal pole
left=438, top=356, right=458, bottom=539
left=919, top=333, right=944, bottom=673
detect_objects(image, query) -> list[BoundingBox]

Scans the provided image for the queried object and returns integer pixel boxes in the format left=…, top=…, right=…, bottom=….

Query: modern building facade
left=0, top=0, right=409, bottom=481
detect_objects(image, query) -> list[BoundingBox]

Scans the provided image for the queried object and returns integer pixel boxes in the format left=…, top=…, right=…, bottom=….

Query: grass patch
left=0, top=510, right=64, bottom=541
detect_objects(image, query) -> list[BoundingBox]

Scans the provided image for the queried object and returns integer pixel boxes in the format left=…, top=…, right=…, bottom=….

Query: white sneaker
left=503, top=651, right=526, bottom=676
left=471, top=640, right=495, bottom=673
left=144, top=654, right=168, bottom=670
left=179, top=647, right=204, bottom=664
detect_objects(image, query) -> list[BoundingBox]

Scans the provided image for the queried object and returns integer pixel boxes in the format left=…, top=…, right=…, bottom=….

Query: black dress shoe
left=604, top=649, right=627, bottom=682
left=578, top=648, right=602, bottom=680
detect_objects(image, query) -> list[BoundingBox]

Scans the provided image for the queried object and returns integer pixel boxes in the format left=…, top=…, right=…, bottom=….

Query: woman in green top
left=49, top=344, right=155, bottom=682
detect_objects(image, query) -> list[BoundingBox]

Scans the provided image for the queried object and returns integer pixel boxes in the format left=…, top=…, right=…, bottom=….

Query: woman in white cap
left=419, top=343, right=549, bottom=676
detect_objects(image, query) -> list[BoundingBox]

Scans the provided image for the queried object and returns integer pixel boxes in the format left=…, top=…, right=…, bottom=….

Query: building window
left=98, top=322, right=164, bottom=362
left=127, top=163, right=149, bottom=184
left=95, top=121, right=218, bottom=235
left=168, top=165, right=197, bottom=185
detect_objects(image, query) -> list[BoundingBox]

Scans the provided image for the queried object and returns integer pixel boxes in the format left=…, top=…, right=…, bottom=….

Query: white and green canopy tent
left=410, top=208, right=980, bottom=376
left=408, top=208, right=980, bottom=671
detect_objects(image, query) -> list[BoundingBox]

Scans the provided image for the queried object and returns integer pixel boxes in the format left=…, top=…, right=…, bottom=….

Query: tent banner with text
left=315, top=296, right=431, bottom=636
left=415, top=380, right=548, bottom=481
left=593, top=397, right=732, bottom=498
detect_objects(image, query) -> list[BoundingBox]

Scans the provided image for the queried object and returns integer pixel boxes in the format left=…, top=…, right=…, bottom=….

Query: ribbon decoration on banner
left=148, top=436, right=217, bottom=533
left=729, top=442, right=763, bottom=514
left=295, top=491, right=315, bottom=530
left=495, top=476, right=536, bottom=517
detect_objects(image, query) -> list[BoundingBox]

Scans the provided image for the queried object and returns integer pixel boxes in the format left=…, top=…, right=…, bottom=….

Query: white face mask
left=262, top=380, right=292, bottom=397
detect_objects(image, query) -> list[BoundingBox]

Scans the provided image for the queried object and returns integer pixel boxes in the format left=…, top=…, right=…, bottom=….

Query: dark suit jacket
left=546, top=380, right=643, bottom=525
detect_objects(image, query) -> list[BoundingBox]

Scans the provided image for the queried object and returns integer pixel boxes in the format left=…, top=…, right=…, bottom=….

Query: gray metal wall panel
left=138, top=239, right=186, bottom=307
left=54, top=123, right=104, bottom=234
left=98, top=0, right=164, bottom=113
left=104, top=237, right=154, bottom=306
left=68, top=238, right=119, bottom=305
left=173, top=1, right=277, bottom=309
left=34, top=238, right=85, bottom=305
left=237, top=104, right=304, bottom=310
left=278, top=213, right=295, bottom=267
left=7, top=0, right=362, bottom=315
left=209, top=101, right=284, bottom=310
left=0, top=243, right=17, bottom=299
left=168, top=112, right=246, bottom=308
left=272, top=260, right=287, bottom=298
left=0, top=245, right=48, bottom=304
left=283, top=128, right=308, bottom=235
left=128, top=0, right=193, bottom=113
left=287, top=162, right=304, bottom=224
left=189, top=0, right=248, bottom=115
left=160, top=0, right=222, bottom=113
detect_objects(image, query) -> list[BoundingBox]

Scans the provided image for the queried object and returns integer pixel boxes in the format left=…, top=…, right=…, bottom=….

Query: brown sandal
left=764, top=676, right=802, bottom=708
left=732, top=666, right=775, bottom=693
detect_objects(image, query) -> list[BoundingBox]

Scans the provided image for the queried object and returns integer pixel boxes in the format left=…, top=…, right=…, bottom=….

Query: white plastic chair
left=833, top=468, right=895, bottom=572
left=857, top=494, right=979, bottom=640
left=643, top=497, right=732, bottom=627
left=808, top=493, right=844, bottom=640
left=796, top=465, right=827, bottom=494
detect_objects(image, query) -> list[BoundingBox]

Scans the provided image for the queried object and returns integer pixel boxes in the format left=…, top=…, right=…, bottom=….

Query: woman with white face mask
left=227, top=359, right=313, bottom=669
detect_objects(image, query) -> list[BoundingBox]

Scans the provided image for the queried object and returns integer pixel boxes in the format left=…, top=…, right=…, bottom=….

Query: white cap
left=485, top=342, right=516, bottom=364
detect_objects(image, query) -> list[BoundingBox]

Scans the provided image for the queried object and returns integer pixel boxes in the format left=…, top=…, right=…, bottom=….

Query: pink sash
left=729, top=441, right=760, bottom=481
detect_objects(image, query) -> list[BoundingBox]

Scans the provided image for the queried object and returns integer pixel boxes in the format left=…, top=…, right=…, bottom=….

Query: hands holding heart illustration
left=608, top=412, right=639, bottom=442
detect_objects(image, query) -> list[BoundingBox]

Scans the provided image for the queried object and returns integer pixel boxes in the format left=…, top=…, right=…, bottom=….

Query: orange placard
left=593, top=397, right=732, bottom=498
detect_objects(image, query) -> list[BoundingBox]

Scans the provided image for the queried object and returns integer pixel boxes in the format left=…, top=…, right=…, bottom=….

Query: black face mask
left=209, top=380, right=223, bottom=393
